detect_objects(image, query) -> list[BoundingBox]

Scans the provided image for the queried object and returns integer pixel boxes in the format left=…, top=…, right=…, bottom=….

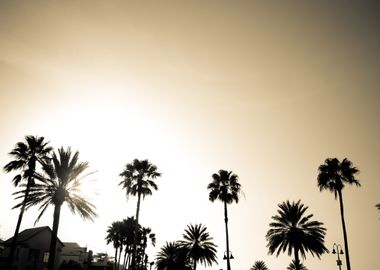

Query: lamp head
left=340, top=249, right=344, bottom=255
left=332, top=248, right=337, bottom=254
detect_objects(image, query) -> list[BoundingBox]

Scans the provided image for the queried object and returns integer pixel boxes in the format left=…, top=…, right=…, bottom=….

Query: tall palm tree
left=266, top=200, right=328, bottom=270
left=15, top=147, right=97, bottom=270
left=4, top=135, right=52, bottom=268
left=250, top=260, right=269, bottom=270
left=119, top=158, right=161, bottom=270
left=287, top=260, right=308, bottom=270
left=179, top=223, right=217, bottom=270
left=317, top=157, right=360, bottom=270
left=207, top=169, right=241, bottom=270
left=156, top=242, right=192, bottom=270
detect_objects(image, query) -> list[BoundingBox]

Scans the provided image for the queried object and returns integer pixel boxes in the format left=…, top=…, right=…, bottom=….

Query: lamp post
left=332, top=243, right=344, bottom=270
left=149, top=261, right=154, bottom=270
left=223, top=251, right=234, bottom=261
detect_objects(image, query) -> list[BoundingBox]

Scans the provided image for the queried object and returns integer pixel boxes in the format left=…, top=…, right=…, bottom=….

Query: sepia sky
left=0, top=1, right=379, bottom=269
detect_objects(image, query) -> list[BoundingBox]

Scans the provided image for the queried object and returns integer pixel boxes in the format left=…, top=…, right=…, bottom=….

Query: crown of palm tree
left=119, top=159, right=161, bottom=199
left=14, top=147, right=97, bottom=223
left=156, top=242, right=192, bottom=270
left=106, top=221, right=124, bottom=249
left=179, top=223, right=217, bottom=269
left=250, top=260, right=269, bottom=270
left=317, top=158, right=360, bottom=197
left=266, top=200, right=328, bottom=260
left=140, top=227, right=156, bottom=247
left=207, top=169, right=241, bottom=204
left=4, top=135, right=52, bottom=186
left=287, top=259, right=308, bottom=270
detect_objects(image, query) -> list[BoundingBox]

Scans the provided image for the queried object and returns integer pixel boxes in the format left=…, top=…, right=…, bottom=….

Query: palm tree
left=207, top=169, right=241, bottom=270
left=179, top=223, right=217, bottom=270
left=156, top=242, right=192, bottom=270
left=119, top=158, right=161, bottom=269
left=266, top=200, right=328, bottom=270
left=287, top=260, right=308, bottom=270
left=15, top=147, right=97, bottom=270
left=4, top=135, right=52, bottom=268
left=121, top=217, right=139, bottom=270
left=317, top=157, right=360, bottom=270
left=138, top=226, right=156, bottom=269
left=106, top=221, right=124, bottom=270
left=250, top=260, right=269, bottom=270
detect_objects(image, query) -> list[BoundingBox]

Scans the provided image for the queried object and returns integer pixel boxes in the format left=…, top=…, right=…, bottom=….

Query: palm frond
left=266, top=200, right=328, bottom=261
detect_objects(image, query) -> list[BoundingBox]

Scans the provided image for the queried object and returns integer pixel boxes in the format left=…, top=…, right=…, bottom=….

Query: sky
left=0, top=1, right=379, bottom=269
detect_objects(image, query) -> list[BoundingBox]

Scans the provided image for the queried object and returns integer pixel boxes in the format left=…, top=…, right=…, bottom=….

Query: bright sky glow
left=0, top=2, right=379, bottom=270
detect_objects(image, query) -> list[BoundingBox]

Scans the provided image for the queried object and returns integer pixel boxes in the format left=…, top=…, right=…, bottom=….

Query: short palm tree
left=119, top=158, right=161, bottom=269
left=207, top=169, right=241, bottom=270
left=179, top=223, right=217, bottom=270
left=3, top=135, right=52, bottom=267
left=250, top=260, right=269, bottom=270
left=156, top=242, right=192, bottom=270
left=138, top=226, right=156, bottom=269
left=106, top=221, right=124, bottom=270
left=266, top=200, right=328, bottom=270
left=287, top=260, right=308, bottom=270
left=121, top=217, right=139, bottom=270
left=15, top=147, right=97, bottom=270
left=317, top=157, right=360, bottom=270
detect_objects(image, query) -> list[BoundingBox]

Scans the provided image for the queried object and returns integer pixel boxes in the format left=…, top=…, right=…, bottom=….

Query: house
left=89, top=253, right=113, bottom=270
left=0, top=226, right=64, bottom=270
left=59, top=242, right=89, bottom=269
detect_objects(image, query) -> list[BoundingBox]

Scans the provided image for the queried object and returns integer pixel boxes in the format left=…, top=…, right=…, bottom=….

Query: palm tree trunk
left=338, top=189, right=351, bottom=270
left=115, top=248, right=119, bottom=270
left=126, top=252, right=131, bottom=269
left=132, top=191, right=142, bottom=270
left=5, top=177, right=32, bottom=269
left=294, top=247, right=300, bottom=270
left=117, top=246, right=123, bottom=270
left=48, top=203, right=62, bottom=270
left=122, top=248, right=128, bottom=270
left=224, top=201, right=231, bottom=270
left=193, top=259, right=197, bottom=270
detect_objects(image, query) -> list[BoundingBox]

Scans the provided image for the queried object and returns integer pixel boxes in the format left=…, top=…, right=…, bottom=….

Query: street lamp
left=223, top=251, right=234, bottom=260
left=332, top=243, right=344, bottom=270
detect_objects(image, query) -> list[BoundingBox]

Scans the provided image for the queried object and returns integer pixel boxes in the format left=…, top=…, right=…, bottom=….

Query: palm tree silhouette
left=138, top=226, right=156, bottom=269
left=156, top=242, right=192, bottom=270
left=266, top=200, right=328, bottom=270
left=287, top=260, right=308, bottom=270
left=121, top=217, right=139, bottom=270
left=317, top=157, right=360, bottom=270
left=15, top=147, right=97, bottom=270
left=106, top=221, right=124, bottom=270
left=250, top=260, right=269, bottom=270
left=119, top=158, right=161, bottom=270
left=4, top=135, right=52, bottom=268
left=207, top=169, right=241, bottom=270
left=179, top=223, right=217, bottom=270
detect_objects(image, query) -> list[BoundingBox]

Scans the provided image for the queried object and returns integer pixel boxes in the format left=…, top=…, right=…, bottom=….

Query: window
left=43, top=252, right=49, bottom=263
